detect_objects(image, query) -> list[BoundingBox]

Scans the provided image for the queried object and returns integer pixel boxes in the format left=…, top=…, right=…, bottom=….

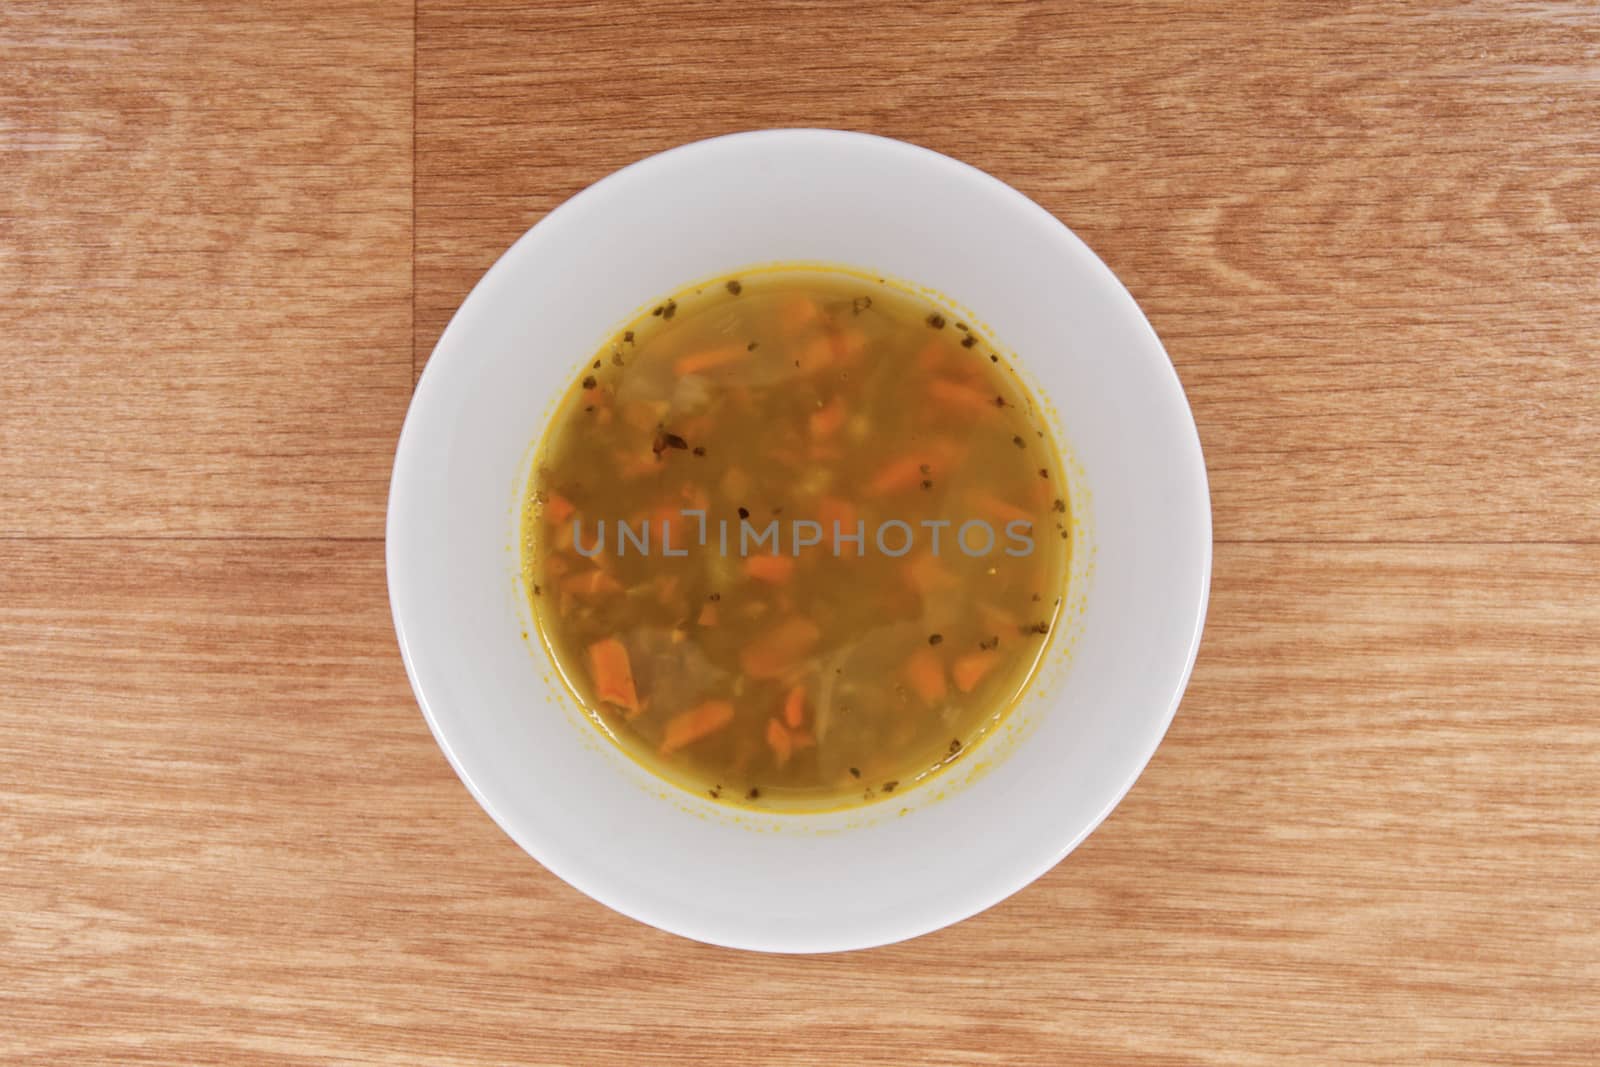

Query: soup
left=522, top=267, right=1069, bottom=811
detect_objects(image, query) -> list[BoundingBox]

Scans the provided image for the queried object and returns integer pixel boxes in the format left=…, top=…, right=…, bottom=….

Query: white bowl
left=388, top=130, right=1210, bottom=952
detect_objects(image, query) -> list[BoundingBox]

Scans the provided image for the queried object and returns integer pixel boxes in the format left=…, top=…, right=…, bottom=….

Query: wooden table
left=5, top=2, right=1597, bottom=1062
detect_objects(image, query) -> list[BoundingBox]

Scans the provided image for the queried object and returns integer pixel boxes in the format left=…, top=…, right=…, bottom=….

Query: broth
left=522, top=267, right=1069, bottom=811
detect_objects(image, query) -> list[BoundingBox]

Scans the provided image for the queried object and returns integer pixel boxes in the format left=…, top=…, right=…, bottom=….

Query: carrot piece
left=927, top=379, right=994, bottom=416
left=830, top=328, right=867, bottom=362
left=564, top=568, right=623, bottom=597
left=779, top=295, right=820, bottom=332
left=809, top=397, right=847, bottom=439
left=974, top=492, right=1035, bottom=530
left=976, top=601, right=1018, bottom=637
left=903, top=647, right=947, bottom=704
left=946, top=352, right=986, bottom=384
left=740, top=617, right=821, bottom=680
left=543, top=492, right=576, bottom=525
left=744, top=554, right=796, bottom=585
left=766, top=717, right=793, bottom=767
left=697, top=603, right=718, bottom=626
left=903, top=550, right=958, bottom=595
left=660, top=699, right=735, bottom=754
left=916, top=338, right=952, bottom=373
left=586, top=638, right=640, bottom=715
left=783, top=685, right=806, bottom=729
left=617, top=450, right=661, bottom=480
left=675, top=344, right=747, bottom=376
left=868, top=455, right=932, bottom=495
left=952, top=651, right=1001, bottom=693
left=795, top=333, right=835, bottom=371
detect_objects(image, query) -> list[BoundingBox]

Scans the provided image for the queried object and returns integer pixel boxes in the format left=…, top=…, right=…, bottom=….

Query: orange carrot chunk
left=740, top=617, right=821, bottom=680
left=976, top=601, right=1018, bottom=637
left=868, top=455, right=932, bottom=495
left=903, top=647, right=947, bottom=704
left=779, top=295, right=820, bottom=332
left=675, top=344, right=747, bottom=376
left=809, top=397, right=847, bottom=439
left=829, top=328, right=867, bottom=362
left=543, top=492, right=576, bottom=525
left=564, top=569, right=624, bottom=597
left=927, top=379, right=994, bottom=416
left=616, top=449, right=661, bottom=480
left=903, top=551, right=958, bottom=595
left=697, top=603, right=719, bottom=626
left=795, top=333, right=835, bottom=370
left=783, top=685, right=806, bottom=729
left=974, top=492, right=1035, bottom=529
left=744, top=554, right=796, bottom=585
left=952, top=651, right=1001, bottom=693
left=766, top=717, right=793, bottom=767
left=586, top=637, right=640, bottom=715
left=660, top=699, right=735, bottom=754
left=915, top=338, right=952, bottom=373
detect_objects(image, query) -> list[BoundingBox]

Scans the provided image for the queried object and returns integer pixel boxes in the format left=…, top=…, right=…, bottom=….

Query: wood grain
left=4, top=0, right=1598, bottom=1062
left=3, top=543, right=1595, bottom=1064
left=0, top=0, right=412, bottom=538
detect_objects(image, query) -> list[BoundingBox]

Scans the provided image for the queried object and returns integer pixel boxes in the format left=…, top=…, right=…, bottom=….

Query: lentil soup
left=522, top=267, right=1069, bottom=811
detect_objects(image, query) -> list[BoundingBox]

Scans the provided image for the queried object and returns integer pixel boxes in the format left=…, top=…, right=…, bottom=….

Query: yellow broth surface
left=522, top=268, right=1069, bottom=811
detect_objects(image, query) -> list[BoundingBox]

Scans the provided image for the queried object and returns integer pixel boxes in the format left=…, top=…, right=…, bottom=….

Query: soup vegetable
left=522, top=267, right=1069, bottom=811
